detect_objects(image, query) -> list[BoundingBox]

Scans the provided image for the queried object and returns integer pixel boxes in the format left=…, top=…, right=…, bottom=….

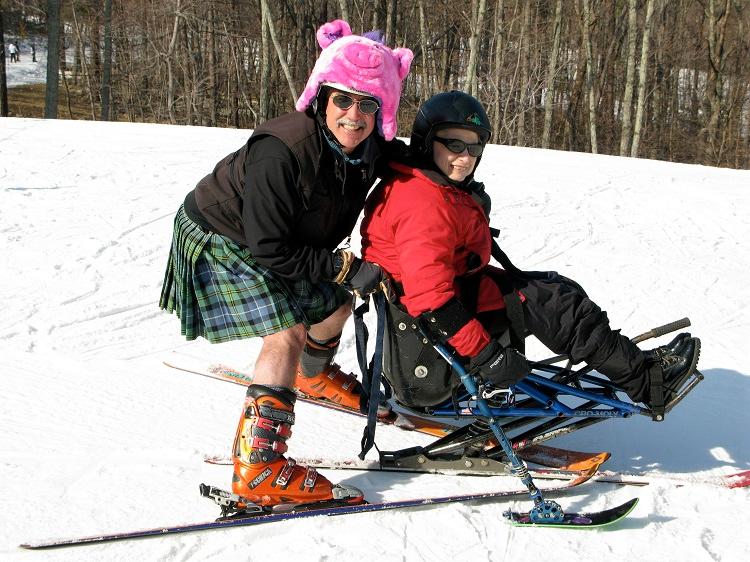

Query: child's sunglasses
left=433, top=136, right=485, bottom=157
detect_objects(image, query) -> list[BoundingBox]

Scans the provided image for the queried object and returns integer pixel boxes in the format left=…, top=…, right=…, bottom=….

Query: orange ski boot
left=295, top=334, right=364, bottom=410
left=232, top=384, right=364, bottom=508
left=294, top=363, right=364, bottom=410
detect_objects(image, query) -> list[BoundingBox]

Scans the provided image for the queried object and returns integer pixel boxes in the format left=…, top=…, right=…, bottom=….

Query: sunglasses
left=433, top=136, right=485, bottom=157
left=331, top=94, right=380, bottom=115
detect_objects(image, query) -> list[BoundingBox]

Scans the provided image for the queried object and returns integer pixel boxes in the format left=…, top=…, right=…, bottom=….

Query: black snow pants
left=478, top=267, right=649, bottom=403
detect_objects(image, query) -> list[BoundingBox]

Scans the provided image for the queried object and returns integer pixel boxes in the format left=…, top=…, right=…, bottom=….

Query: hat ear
left=392, top=48, right=414, bottom=80
left=317, top=19, right=352, bottom=49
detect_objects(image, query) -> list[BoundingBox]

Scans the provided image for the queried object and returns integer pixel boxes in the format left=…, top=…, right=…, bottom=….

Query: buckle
left=275, top=458, right=297, bottom=487
left=302, top=467, right=318, bottom=489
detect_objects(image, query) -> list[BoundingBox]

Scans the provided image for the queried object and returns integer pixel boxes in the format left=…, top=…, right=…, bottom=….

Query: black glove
left=343, top=257, right=384, bottom=296
left=469, top=340, right=529, bottom=388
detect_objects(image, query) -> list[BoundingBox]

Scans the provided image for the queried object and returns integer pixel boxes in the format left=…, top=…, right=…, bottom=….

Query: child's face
left=432, top=128, right=481, bottom=182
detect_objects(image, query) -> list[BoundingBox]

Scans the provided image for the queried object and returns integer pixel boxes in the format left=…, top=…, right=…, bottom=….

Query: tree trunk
left=417, top=0, right=430, bottom=96
left=101, top=0, right=113, bottom=121
left=701, top=0, right=731, bottom=165
left=385, top=0, right=398, bottom=45
left=515, top=0, right=530, bottom=146
left=209, top=4, right=218, bottom=126
left=259, top=6, right=271, bottom=124
left=464, top=0, right=487, bottom=97
left=70, top=4, right=97, bottom=120
left=337, top=0, right=350, bottom=23
left=0, top=11, right=8, bottom=117
left=581, top=0, right=598, bottom=154
left=489, top=0, right=505, bottom=143
left=44, top=0, right=61, bottom=119
left=165, top=0, right=182, bottom=124
left=261, top=0, right=298, bottom=103
left=618, top=0, right=637, bottom=156
left=541, top=0, right=563, bottom=149
left=630, top=0, right=655, bottom=158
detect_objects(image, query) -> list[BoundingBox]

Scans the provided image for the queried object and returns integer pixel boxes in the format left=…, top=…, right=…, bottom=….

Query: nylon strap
left=491, top=239, right=527, bottom=353
left=353, top=292, right=388, bottom=460
left=648, top=358, right=666, bottom=420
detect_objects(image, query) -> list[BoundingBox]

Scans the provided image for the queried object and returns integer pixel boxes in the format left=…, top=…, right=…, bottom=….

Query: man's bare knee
left=263, top=323, right=307, bottom=354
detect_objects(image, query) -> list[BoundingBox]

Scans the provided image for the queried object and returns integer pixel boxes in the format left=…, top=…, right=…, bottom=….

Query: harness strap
left=491, top=239, right=527, bottom=352
left=353, top=292, right=389, bottom=460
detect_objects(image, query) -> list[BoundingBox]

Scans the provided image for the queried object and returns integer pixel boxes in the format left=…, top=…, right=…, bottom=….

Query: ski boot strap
left=649, top=366, right=666, bottom=422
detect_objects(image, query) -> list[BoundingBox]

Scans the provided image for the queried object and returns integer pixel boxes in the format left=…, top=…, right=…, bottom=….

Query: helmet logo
left=466, top=113, right=483, bottom=126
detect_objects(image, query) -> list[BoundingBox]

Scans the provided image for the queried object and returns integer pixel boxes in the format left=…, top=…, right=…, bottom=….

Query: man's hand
left=344, top=257, right=384, bottom=296
left=469, top=340, right=529, bottom=388
left=332, top=250, right=384, bottom=296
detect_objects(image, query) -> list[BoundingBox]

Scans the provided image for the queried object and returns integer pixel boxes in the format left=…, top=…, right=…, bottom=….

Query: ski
left=505, top=497, right=639, bottom=528
left=203, top=448, right=612, bottom=479
left=19, top=469, right=620, bottom=550
left=202, top=454, right=750, bottom=489
left=164, top=353, right=455, bottom=438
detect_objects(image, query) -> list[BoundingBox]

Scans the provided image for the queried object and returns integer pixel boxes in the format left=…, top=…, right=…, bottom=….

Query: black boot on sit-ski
left=645, top=335, right=701, bottom=420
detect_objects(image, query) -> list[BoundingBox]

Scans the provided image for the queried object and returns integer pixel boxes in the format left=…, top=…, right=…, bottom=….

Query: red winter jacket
left=361, top=162, right=510, bottom=357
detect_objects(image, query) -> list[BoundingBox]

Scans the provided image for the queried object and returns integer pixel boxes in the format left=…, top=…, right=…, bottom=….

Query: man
left=8, top=42, right=18, bottom=63
left=360, top=91, right=700, bottom=417
left=160, top=20, right=412, bottom=508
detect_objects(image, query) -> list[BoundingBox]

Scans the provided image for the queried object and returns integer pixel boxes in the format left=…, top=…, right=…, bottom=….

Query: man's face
left=324, top=90, right=378, bottom=154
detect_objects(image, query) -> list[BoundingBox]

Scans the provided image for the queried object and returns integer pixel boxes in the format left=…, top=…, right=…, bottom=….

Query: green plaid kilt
left=159, top=205, right=351, bottom=343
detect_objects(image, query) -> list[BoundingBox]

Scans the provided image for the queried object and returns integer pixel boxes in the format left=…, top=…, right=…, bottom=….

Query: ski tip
left=504, top=497, right=639, bottom=528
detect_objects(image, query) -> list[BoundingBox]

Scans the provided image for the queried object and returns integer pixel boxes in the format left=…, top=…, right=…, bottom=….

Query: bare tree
left=488, top=0, right=506, bottom=143
left=44, top=0, right=61, bottom=119
left=100, top=0, right=113, bottom=121
left=1, top=10, right=8, bottom=117
left=580, top=0, right=598, bottom=153
left=259, top=5, right=271, bottom=124
left=619, top=0, right=638, bottom=156
left=701, top=0, right=732, bottom=164
left=261, top=0, right=298, bottom=102
left=515, top=0, right=530, bottom=147
left=630, top=0, right=656, bottom=158
left=464, top=0, right=487, bottom=97
left=11, top=0, right=746, bottom=168
left=542, top=0, right=563, bottom=149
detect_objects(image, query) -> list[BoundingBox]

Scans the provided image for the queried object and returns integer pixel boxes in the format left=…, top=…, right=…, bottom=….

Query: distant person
left=8, top=42, right=18, bottom=63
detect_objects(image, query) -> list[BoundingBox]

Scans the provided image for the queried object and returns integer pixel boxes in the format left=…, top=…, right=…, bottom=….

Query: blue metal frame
left=426, top=363, right=646, bottom=420
left=409, top=323, right=650, bottom=521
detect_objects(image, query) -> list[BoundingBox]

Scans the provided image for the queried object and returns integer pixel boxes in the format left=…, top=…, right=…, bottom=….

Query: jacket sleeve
left=241, top=136, right=335, bottom=282
left=389, top=184, right=490, bottom=357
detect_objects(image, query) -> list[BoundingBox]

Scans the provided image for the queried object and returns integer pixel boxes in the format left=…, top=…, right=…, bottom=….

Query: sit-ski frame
left=380, top=315, right=702, bottom=523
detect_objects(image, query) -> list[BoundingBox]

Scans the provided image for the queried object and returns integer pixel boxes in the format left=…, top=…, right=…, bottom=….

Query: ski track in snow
left=1, top=117, right=749, bottom=561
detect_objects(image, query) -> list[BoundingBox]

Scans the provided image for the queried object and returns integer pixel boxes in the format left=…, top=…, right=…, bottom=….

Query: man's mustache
left=336, top=118, right=367, bottom=129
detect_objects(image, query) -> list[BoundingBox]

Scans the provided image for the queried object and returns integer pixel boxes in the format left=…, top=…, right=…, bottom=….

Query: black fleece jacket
left=184, top=111, right=401, bottom=283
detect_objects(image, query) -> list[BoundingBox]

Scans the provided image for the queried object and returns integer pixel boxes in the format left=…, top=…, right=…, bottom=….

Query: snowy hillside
left=1, top=116, right=749, bottom=561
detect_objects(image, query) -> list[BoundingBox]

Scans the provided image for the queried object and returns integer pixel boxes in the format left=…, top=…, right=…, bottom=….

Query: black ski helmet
left=410, top=91, right=492, bottom=158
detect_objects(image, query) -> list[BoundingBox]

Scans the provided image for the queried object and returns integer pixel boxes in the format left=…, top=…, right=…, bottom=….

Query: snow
left=1, top=110, right=749, bottom=559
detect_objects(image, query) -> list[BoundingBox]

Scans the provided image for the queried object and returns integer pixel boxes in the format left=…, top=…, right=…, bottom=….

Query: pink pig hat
left=296, top=19, right=414, bottom=141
